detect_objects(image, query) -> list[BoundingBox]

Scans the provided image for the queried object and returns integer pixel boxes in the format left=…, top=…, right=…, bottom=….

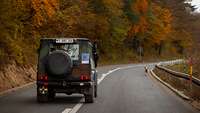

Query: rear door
left=70, top=41, right=93, bottom=82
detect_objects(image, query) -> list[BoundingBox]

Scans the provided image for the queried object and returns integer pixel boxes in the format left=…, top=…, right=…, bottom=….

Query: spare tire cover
left=46, top=50, right=72, bottom=76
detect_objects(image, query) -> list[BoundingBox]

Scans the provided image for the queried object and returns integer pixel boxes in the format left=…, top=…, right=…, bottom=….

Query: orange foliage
left=128, top=0, right=149, bottom=37
left=127, top=1, right=173, bottom=45
left=16, top=0, right=24, bottom=8
left=129, top=16, right=148, bottom=36
left=151, top=3, right=173, bottom=44
left=43, top=0, right=59, bottom=18
left=132, top=0, right=149, bottom=14
left=31, top=0, right=59, bottom=27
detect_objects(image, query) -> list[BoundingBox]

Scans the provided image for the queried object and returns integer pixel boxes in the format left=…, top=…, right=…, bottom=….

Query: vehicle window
left=63, top=44, right=79, bottom=60
left=39, top=42, right=49, bottom=60
left=39, top=41, right=80, bottom=61
left=80, top=42, right=92, bottom=55
left=80, top=42, right=93, bottom=65
left=49, top=44, right=80, bottom=61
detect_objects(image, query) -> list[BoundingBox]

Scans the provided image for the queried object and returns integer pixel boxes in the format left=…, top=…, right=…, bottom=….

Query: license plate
left=56, top=38, right=74, bottom=43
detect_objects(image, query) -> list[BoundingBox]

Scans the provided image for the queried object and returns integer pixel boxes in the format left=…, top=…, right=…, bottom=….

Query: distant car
left=37, top=38, right=98, bottom=103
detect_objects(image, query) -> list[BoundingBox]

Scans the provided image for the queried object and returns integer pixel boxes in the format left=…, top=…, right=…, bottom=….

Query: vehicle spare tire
left=46, top=50, right=72, bottom=77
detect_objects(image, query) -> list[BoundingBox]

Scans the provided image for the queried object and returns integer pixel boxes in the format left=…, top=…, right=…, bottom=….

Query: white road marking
left=68, top=103, right=84, bottom=113
left=0, top=81, right=36, bottom=96
left=98, top=68, right=120, bottom=84
left=62, top=108, right=72, bottom=113
left=120, top=65, right=143, bottom=70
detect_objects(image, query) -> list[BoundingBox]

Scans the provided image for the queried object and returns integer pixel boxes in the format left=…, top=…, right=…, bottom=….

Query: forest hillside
left=0, top=0, right=200, bottom=91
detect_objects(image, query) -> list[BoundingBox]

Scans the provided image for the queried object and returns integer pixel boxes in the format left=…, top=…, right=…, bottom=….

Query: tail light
left=80, top=74, right=90, bottom=81
left=44, top=76, right=48, bottom=81
left=37, top=74, right=48, bottom=87
left=37, top=74, right=48, bottom=81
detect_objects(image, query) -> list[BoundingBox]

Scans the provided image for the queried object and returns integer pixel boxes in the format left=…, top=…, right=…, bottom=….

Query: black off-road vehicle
left=37, top=38, right=98, bottom=103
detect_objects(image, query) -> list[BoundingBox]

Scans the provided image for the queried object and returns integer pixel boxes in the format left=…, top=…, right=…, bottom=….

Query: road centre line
left=62, top=108, right=72, bottom=113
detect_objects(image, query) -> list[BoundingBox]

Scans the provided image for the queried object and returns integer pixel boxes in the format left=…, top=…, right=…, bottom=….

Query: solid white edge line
left=0, top=81, right=36, bottom=96
left=149, top=70, right=190, bottom=100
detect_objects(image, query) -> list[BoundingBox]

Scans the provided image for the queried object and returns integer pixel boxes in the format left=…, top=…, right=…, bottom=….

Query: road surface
left=0, top=63, right=199, bottom=113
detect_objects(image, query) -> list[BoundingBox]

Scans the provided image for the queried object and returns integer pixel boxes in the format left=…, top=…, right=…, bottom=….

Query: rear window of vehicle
left=39, top=41, right=80, bottom=61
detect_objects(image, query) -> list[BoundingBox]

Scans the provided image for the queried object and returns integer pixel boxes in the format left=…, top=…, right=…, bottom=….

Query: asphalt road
left=0, top=63, right=199, bottom=113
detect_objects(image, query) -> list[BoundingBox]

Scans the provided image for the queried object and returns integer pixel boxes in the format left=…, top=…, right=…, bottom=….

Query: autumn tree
left=0, top=0, right=198, bottom=68
left=152, top=0, right=194, bottom=54
left=0, top=0, right=34, bottom=65
left=31, top=0, right=59, bottom=27
left=147, top=3, right=173, bottom=55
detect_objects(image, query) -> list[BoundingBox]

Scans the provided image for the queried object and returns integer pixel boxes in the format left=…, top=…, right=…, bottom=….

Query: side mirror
left=92, top=42, right=97, bottom=52
left=92, top=42, right=99, bottom=67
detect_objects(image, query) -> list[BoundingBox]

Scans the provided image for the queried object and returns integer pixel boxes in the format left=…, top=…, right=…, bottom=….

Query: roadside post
left=189, top=65, right=193, bottom=84
left=188, top=57, right=193, bottom=97
left=138, top=46, right=143, bottom=62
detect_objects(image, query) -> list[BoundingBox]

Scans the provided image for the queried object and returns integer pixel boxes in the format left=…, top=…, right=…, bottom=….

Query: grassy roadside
left=166, top=63, right=190, bottom=74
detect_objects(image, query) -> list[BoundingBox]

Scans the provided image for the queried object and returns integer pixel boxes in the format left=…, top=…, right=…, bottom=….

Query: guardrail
left=157, top=59, right=184, bottom=66
left=155, top=65, right=200, bottom=86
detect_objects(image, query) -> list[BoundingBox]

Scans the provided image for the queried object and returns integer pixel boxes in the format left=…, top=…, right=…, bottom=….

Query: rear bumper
left=37, top=81, right=93, bottom=87
left=37, top=81, right=93, bottom=94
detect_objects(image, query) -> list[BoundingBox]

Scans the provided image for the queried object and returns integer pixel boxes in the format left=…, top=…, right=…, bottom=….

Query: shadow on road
left=51, top=95, right=83, bottom=104
left=24, top=94, right=83, bottom=105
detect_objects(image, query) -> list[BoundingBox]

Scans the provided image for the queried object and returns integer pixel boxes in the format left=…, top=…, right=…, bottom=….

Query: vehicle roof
left=40, top=38, right=90, bottom=41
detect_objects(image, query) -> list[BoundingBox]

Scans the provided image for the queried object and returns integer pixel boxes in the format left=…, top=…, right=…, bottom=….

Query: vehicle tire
left=37, top=91, right=48, bottom=103
left=85, top=86, right=94, bottom=103
left=48, top=89, right=55, bottom=101
left=94, top=82, right=98, bottom=98
left=94, top=84, right=98, bottom=98
left=94, top=72, right=98, bottom=98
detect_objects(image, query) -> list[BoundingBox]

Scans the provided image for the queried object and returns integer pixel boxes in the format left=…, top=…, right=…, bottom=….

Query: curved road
left=0, top=63, right=199, bottom=113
